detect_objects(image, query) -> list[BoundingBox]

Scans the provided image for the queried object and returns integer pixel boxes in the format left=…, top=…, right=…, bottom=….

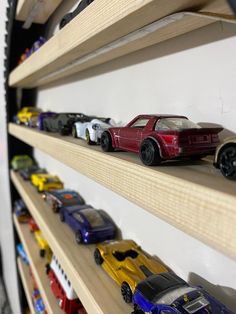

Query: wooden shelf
left=17, top=258, right=36, bottom=314
left=16, top=0, right=63, bottom=24
left=11, top=171, right=131, bottom=314
left=14, top=215, right=64, bottom=314
left=9, top=0, right=234, bottom=88
left=9, top=123, right=236, bottom=261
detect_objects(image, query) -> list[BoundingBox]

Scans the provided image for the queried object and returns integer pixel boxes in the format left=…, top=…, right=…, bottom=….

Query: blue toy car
left=14, top=199, right=30, bottom=223
left=132, top=272, right=232, bottom=314
left=59, top=204, right=116, bottom=244
left=16, top=243, right=29, bottom=265
left=35, top=297, right=46, bottom=314
left=42, top=189, right=85, bottom=213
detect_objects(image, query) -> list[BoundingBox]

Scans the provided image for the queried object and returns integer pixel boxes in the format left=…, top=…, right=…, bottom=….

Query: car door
left=118, top=117, right=150, bottom=152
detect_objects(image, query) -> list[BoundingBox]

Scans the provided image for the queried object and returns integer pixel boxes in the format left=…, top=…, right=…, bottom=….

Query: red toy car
left=28, top=217, right=39, bottom=233
left=101, top=114, right=222, bottom=166
left=47, top=255, right=87, bottom=314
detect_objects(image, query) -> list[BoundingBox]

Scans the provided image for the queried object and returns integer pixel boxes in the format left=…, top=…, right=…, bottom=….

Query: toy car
left=28, top=217, right=39, bottom=233
left=31, top=174, right=64, bottom=192
left=132, top=272, right=233, bottom=314
left=60, top=204, right=116, bottom=244
left=59, top=0, right=94, bottom=29
left=72, top=118, right=115, bottom=144
left=29, top=36, right=46, bottom=55
left=16, top=243, right=29, bottom=264
left=32, top=289, right=47, bottom=314
left=14, top=199, right=30, bottom=223
left=18, top=48, right=30, bottom=64
left=101, top=115, right=222, bottom=166
left=47, top=255, right=87, bottom=314
left=34, top=230, right=50, bottom=258
left=19, top=165, right=47, bottom=180
left=37, top=111, right=56, bottom=130
left=42, top=113, right=92, bottom=135
left=11, top=155, right=35, bottom=171
left=94, top=239, right=167, bottom=303
left=16, top=107, right=42, bottom=126
left=42, top=189, right=84, bottom=213
left=214, top=136, right=236, bottom=180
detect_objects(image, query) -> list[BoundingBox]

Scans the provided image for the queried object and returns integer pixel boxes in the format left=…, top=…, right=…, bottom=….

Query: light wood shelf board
left=9, top=0, right=234, bottom=88
left=16, top=0, right=63, bottom=24
left=9, top=124, right=236, bottom=261
left=14, top=215, right=64, bottom=314
left=17, top=258, right=36, bottom=314
left=12, top=172, right=131, bottom=314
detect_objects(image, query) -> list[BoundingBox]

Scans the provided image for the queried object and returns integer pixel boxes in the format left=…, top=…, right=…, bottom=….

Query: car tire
left=75, top=230, right=83, bottom=244
left=121, top=282, right=133, bottom=303
left=219, top=145, right=236, bottom=180
left=101, top=131, right=114, bottom=152
left=139, top=139, right=161, bottom=166
left=72, top=126, right=77, bottom=138
left=39, top=249, right=45, bottom=258
left=85, top=129, right=94, bottom=145
left=59, top=210, right=65, bottom=222
left=59, top=13, right=72, bottom=29
left=52, top=202, right=59, bottom=213
left=94, top=248, right=103, bottom=265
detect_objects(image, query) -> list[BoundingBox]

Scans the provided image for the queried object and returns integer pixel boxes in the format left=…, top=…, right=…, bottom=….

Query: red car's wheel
left=140, top=139, right=161, bottom=166
left=101, top=131, right=114, bottom=152
left=219, top=145, right=236, bottom=180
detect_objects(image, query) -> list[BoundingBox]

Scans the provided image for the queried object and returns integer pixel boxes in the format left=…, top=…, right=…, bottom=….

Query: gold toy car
left=214, top=136, right=236, bottom=180
left=34, top=230, right=52, bottom=261
left=94, top=239, right=167, bottom=303
left=31, top=173, right=64, bottom=192
left=16, top=107, right=41, bottom=126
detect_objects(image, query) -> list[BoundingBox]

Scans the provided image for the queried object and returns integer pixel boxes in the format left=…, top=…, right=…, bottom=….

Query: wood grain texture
left=14, top=215, right=64, bottom=314
left=12, top=172, right=131, bottom=314
left=9, top=0, right=233, bottom=87
left=9, top=124, right=236, bottom=261
left=16, top=0, right=63, bottom=24
left=17, top=258, right=36, bottom=314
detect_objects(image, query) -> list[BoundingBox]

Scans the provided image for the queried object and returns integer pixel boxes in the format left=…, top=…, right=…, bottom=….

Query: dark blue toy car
left=132, top=272, right=232, bottom=314
left=37, top=111, right=56, bottom=130
left=14, top=199, right=30, bottom=223
left=59, top=204, right=116, bottom=244
left=42, top=189, right=85, bottom=213
left=16, top=243, right=29, bottom=265
left=19, top=165, right=47, bottom=180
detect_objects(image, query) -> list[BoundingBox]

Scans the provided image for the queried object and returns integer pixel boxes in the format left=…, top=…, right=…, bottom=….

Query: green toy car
left=11, top=155, right=34, bottom=171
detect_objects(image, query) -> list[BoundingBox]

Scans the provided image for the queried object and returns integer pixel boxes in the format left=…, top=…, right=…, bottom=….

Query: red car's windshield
left=155, top=118, right=200, bottom=131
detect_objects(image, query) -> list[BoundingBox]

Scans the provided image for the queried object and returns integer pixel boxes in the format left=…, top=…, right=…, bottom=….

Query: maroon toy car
left=101, top=115, right=222, bottom=166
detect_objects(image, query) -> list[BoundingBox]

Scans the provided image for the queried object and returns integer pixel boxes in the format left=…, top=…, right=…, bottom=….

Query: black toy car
left=19, top=166, right=47, bottom=180
left=59, top=0, right=94, bottom=29
left=42, top=113, right=91, bottom=135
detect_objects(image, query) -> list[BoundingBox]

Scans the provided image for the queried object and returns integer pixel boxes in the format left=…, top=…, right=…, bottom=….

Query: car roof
left=136, top=114, right=188, bottom=119
left=136, top=272, right=188, bottom=302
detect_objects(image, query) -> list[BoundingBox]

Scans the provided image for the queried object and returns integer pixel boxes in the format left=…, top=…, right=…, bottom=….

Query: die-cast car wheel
left=59, top=211, right=65, bottom=222
left=72, top=126, right=77, bottom=138
left=39, top=249, right=45, bottom=258
left=219, top=145, right=236, bottom=179
left=75, top=230, right=83, bottom=244
left=101, top=131, right=114, bottom=152
left=94, top=248, right=103, bottom=265
left=85, top=129, right=94, bottom=145
left=139, top=139, right=161, bottom=166
left=121, top=282, right=133, bottom=303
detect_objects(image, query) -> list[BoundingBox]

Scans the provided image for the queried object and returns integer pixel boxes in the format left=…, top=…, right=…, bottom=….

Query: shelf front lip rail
left=11, top=171, right=131, bottom=314
left=9, top=123, right=236, bottom=261
left=17, top=258, right=36, bottom=314
left=9, top=0, right=235, bottom=88
left=14, top=215, right=63, bottom=314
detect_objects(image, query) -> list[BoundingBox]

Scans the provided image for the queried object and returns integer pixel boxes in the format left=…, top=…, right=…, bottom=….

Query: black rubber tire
left=121, top=282, right=133, bottom=303
left=219, top=145, right=236, bottom=180
left=39, top=249, right=45, bottom=258
left=72, top=126, right=77, bottom=138
left=52, top=202, right=59, bottom=213
left=94, top=248, right=103, bottom=265
left=59, top=210, right=65, bottom=222
left=139, top=139, right=161, bottom=166
left=101, top=131, right=114, bottom=152
left=75, top=230, right=83, bottom=244
left=85, top=129, right=94, bottom=145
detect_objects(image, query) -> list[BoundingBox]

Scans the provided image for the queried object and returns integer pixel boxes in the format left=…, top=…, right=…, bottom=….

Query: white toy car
left=72, top=118, right=115, bottom=144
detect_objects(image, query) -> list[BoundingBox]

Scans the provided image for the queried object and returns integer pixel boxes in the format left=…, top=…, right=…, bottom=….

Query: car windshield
left=80, top=208, right=105, bottom=227
left=155, top=118, right=200, bottom=131
left=45, top=177, right=59, bottom=183
left=155, top=286, right=197, bottom=305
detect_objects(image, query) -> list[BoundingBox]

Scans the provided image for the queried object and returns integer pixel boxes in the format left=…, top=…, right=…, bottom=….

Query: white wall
left=0, top=1, right=21, bottom=313
left=33, top=2, right=236, bottom=312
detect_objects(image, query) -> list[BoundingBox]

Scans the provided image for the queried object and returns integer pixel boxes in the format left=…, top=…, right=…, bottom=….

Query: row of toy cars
left=18, top=37, right=46, bottom=65
left=14, top=107, right=236, bottom=179
left=12, top=156, right=233, bottom=313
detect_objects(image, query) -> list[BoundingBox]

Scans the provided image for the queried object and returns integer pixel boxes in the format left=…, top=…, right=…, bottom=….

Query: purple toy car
left=59, top=204, right=116, bottom=244
left=38, top=111, right=56, bottom=130
left=29, top=36, right=46, bottom=55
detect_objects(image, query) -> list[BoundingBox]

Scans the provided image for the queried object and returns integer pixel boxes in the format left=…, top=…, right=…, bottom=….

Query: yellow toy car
left=16, top=107, right=41, bottom=125
left=34, top=230, right=52, bottom=260
left=31, top=173, right=64, bottom=192
left=94, top=239, right=167, bottom=303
